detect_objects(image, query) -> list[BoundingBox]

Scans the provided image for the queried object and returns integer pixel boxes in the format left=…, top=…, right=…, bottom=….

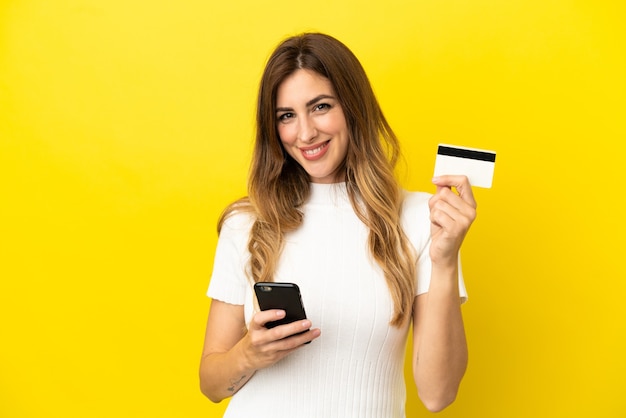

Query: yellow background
left=1, top=0, right=624, bottom=417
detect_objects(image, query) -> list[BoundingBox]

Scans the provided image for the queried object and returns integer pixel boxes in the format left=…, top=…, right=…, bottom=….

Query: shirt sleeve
left=206, top=212, right=253, bottom=305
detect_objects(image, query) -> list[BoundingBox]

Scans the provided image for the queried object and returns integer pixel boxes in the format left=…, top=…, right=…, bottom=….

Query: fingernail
left=432, top=176, right=440, bottom=183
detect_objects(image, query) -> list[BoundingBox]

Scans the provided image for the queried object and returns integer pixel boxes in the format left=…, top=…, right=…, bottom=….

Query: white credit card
left=433, top=144, right=496, bottom=188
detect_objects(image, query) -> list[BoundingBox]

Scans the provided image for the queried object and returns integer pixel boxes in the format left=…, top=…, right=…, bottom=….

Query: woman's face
left=275, top=69, right=349, bottom=184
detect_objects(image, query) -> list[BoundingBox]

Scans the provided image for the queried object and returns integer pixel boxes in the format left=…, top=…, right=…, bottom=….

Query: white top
left=208, top=182, right=467, bottom=418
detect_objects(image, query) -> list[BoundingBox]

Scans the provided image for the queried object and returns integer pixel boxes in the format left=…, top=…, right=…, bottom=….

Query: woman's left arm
left=412, top=175, right=477, bottom=412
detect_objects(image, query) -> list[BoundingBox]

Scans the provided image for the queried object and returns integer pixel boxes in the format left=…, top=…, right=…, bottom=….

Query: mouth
left=300, top=140, right=330, bottom=160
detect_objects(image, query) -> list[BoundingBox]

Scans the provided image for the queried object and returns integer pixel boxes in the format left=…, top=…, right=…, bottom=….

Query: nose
left=297, top=116, right=317, bottom=143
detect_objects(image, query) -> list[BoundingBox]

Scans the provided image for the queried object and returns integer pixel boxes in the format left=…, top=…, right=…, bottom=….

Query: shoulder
left=401, top=190, right=432, bottom=216
left=219, top=210, right=255, bottom=239
left=400, top=190, right=432, bottom=245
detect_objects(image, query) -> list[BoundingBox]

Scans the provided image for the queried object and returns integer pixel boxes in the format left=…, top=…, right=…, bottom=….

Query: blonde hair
left=219, top=33, right=416, bottom=326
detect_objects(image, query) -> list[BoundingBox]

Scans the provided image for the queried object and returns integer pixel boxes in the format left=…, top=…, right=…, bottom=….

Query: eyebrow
left=275, top=94, right=336, bottom=113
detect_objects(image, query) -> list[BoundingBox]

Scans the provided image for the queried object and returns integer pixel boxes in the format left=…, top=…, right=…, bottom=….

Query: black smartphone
left=253, top=282, right=308, bottom=330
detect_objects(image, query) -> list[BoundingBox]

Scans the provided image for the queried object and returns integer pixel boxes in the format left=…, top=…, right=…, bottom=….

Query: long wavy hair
left=219, top=33, right=416, bottom=326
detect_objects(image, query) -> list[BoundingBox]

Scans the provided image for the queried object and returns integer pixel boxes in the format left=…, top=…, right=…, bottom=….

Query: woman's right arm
left=199, top=299, right=320, bottom=403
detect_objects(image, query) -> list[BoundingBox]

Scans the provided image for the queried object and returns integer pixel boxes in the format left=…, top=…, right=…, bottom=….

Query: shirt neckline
left=307, top=182, right=351, bottom=206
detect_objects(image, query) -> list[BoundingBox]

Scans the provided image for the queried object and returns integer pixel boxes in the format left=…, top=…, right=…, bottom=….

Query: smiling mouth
left=301, top=140, right=330, bottom=157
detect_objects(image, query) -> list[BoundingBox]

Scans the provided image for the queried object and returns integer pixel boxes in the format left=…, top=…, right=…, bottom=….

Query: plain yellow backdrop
left=1, top=0, right=624, bottom=417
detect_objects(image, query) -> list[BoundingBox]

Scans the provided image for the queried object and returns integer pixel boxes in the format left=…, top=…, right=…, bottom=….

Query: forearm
left=199, top=339, right=256, bottom=403
left=413, top=264, right=468, bottom=412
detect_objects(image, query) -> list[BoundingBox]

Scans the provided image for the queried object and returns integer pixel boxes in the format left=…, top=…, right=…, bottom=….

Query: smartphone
left=253, top=282, right=308, bottom=330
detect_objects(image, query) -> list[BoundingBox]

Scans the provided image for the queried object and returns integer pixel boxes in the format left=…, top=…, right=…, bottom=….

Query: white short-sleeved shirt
left=208, top=182, right=467, bottom=418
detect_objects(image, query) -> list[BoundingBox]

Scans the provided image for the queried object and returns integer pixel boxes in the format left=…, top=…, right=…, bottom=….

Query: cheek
left=327, top=113, right=348, bottom=136
left=277, top=124, right=296, bottom=146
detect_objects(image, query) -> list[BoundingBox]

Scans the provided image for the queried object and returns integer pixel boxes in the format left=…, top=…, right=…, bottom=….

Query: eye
left=314, top=103, right=331, bottom=112
left=277, top=112, right=295, bottom=123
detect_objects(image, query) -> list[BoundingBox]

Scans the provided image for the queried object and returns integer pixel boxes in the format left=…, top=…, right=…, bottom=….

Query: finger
left=269, top=319, right=313, bottom=341
left=261, top=324, right=319, bottom=355
left=290, top=327, right=322, bottom=345
left=273, top=327, right=321, bottom=350
left=431, top=187, right=475, bottom=219
left=251, top=309, right=286, bottom=329
left=430, top=199, right=457, bottom=230
left=430, top=193, right=476, bottom=233
left=432, top=175, right=477, bottom=209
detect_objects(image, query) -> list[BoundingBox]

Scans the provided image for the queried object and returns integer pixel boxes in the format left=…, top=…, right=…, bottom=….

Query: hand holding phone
left=253, top=282, right=312, bottom=343
left=254, top=282, right=308, bottom=328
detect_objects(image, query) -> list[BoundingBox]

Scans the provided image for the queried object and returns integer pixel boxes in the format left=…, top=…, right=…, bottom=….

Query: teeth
left=304, top=143, right=325, bottom=155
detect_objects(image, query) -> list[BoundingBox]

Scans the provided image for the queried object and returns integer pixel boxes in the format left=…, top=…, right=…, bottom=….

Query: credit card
left=433, top=144, right=496, bottom=188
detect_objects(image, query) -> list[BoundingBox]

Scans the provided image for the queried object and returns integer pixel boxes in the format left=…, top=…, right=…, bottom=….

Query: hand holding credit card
left=433, top=144, right=497, bottom=188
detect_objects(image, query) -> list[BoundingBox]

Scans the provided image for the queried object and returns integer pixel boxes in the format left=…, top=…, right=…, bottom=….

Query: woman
left=199, top=32, right=476, bottom=417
